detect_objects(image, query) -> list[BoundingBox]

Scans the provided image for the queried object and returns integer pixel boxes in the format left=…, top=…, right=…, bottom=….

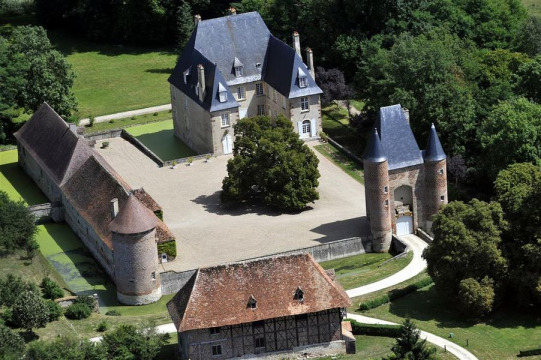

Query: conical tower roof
left=109, top=194, right=158, bottom=235
left=424, top=124, right=446, bottom=162
left=363, top=128, right=387, bottom=163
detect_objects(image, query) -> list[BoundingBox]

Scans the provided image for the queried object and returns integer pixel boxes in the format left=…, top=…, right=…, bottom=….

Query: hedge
left=358, top=277, right=434, bottom=311
left=345, top=318, right=401, bottom=337
left=65, top=303, right=91, bottom=320
left=158, top=240, right=177, bottom=258
left=518, top=348, right=541, bottom=357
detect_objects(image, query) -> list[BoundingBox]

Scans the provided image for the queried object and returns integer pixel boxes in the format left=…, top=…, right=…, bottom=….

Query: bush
left=45, top=300, right=63, bottom=322
left=109, top=119, right=114, bottom=123
left=105, top=310, right=121, bottom=316
left=0, top=273, right=39, bottom=307
left=75, top=294, right=96, bottom=308
left=358, top=277, right=433, bottom=311
left=157, top=241, right=176, bottom=258
left=1, top=308, right=14, bottom=328
left=345, top=318, right=401, bottom=337
left=0, top=323, right=25, bottom=359
left=97, top=320, right=110, bottom=332
left=458, top=277, right=495, bottom=317
left=153, top=112, right=158, bottom=116
left=41, top=277, right=64, bottom=300
left=65, top=303, right=91, bottom=320
left=88, top=115, right=95, bottom=127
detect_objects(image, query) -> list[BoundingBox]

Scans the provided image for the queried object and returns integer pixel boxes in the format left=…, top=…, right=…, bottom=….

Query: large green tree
left=222, top=115, right=320, bottom=212
left=422, top=200, right=508, bottom=315
left=517, top=55, right=541, bottom=103
left=0, top=191, right=38, bottom=257
left=479, top=98, right=541, bottom=180
left=11, top=290, right=49, bottom=333
left=0, top=324, right=25, bottom=360
left=102, top=324, right=168, bottom=360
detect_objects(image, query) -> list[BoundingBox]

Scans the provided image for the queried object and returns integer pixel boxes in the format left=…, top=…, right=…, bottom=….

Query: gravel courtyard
left=96, top=138, right=370, bottom=272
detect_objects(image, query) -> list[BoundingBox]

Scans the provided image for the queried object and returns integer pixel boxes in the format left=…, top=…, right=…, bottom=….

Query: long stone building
left=14, top=103, right=175, bottom=305
left=363, top=104, right=448, bottom=252
left=169, top=11, right=322, bottom=155
left=167, top=253, right=352, bottom=359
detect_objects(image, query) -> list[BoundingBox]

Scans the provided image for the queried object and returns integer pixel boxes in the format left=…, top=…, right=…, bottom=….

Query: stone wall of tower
left=112, top=229, right=162, bottom=305
left=423, top=159, right=448, bottom=232
left=364, top=161, right=392, bottom=252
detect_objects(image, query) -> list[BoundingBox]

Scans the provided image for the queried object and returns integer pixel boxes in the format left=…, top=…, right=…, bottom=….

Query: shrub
left=157, top=241, right=176, bottom=258
left=458, top=277, right=495, bottom=317
left=45, top=300, right=62, bottom=322
left=345, top=318, right=401, bottom=337
left=109, top=119, right=114, bottom=123
left=105, top=310, right=121, bottom=316
left=153, top=112, right=158, bottom=116
left=519, top=348, right=541, bottom=357
left=75, top=295, right=96, bottom=308
left=101, top=141, right=110, bottom=149
left=0, top=323, right=25, bottom=359
left=41, top=277, right=64, bottom=300
left=0, top=274, right=39, bottom=307
left=65, top=303, right=91, bottom=320
left=131, top=115, right=137, bottom=120
left=1, top=308, right=14, bottom=328
left=97, top=320, right=110, bottom=332
left=88, top=115, right=95, bottom=127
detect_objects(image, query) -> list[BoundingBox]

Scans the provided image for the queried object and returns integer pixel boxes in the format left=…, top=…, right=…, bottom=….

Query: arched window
left=302, top=120, right=311, bottom=135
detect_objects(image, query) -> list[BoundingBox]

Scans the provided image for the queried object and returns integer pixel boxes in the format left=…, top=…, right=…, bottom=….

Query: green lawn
left=0, top=150, right=47, bottom=205
left=320, top=252, right=413, bottom=290
left=359, top=285, right=541, bottom=360
left=126, top=120, right=196, bottom=161
left=322, top=104, right=366, bottom=156
left=522, top=0, right=541, bottom=16
left=83, top=111, right=173, bottom=134
left=314, top=143, right=364, bottom=184
left=46, top=31, right=176, bottom=119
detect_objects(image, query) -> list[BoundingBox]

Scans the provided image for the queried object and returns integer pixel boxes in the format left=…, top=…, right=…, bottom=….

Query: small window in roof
left=247, top=295, right=257, bottom=309
left=295, top=287, right=304, bottom=302
left=183, top=67, right=191, bottom=84
left=234, top=57, right=244, bottom=77
left=218, top=82, right=227, bottom=103
left=298, top=67, right=307, bottom=88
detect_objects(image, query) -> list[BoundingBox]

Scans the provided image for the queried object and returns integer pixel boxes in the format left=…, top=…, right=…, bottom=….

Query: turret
left=363, top=129, right=392, bottom=252
left=110, top=194, right=162, bottom=305
left=423, top=124, right=447, bottom=232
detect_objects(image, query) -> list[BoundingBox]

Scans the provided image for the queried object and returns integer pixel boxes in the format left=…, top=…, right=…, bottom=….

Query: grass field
left=522, top=0, right=541, bottom=16
left=322, top=104, right=365, bottom=157
left=359, top=285, right=541, bottom=360
left=0, top=150, right=47, bottom=204
left=126, top=120, right=196, bottom=161
left=320, top=252, right=413, bottom=290
left=314, top=143, right=364, bottom=184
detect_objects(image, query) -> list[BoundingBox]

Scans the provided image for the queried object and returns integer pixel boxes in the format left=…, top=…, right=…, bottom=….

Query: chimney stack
left=228, top=7, right=237, bottom=15
left=194, top=14, right=201, bottom=26
left=292, top=31, right=301, bottom=59
left=110, top=198, right=119, bottom=219
left=198, top=64, right=206, bottom=102
left=403, top=108, right=410, bottom=123
left=306, top=48, right=315, bottom=80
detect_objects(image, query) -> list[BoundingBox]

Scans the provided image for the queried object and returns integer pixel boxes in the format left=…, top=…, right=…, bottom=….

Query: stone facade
left=178, top=309, right=343, bottom=360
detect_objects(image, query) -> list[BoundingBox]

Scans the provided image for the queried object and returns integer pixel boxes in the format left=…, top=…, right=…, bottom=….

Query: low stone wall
left=160, top=236, right=371, bottom=295
left=84, top=129, right=123, bottom=141
left=391, top=235, right=409, bottom=253
left=416, top=228, right=433, bottom=244
left=27, top=203, right=63, bottom=224
left=326, top=136, right=364, bottom=167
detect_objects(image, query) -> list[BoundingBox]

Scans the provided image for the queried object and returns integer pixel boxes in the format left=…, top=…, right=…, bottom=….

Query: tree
left=516, top=16, right=541, bottom=56
left=11, top=290, right=49, bottom=333
left=479, top=98, right=541, bottom=180
left=0, top=324, right=25, bottom=360
left=457, top=277, right=495, bottom=317
left=517, top=55, right=541, bottom=103
left=0, top=190, right=38, bottom=257
left=422, top=200, right=507, bottom=314
left=315, top=67, right=354, bottom=107
left=447, top=155, right=467, bottom=186
left=0, top=274, right=39, bottom=307
left=176, top=0, right=194, bottom=51
left=386, top=318, right=438, bottom=360
left=222, top=115, right=320, bottom=212
left=27, top=335, right=105, bottom=360
left=102, top=324, right=168, bottom=360
left=41, top=277, right=64, bottom=300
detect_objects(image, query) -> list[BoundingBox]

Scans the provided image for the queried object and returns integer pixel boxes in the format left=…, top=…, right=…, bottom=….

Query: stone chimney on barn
left=198, top=64, right=206, bottom=102
left=194, top=14, right=201, bottom=26
left=292, top=31, right=301, bottom=59
left=306, top=48, right=315, bottom=79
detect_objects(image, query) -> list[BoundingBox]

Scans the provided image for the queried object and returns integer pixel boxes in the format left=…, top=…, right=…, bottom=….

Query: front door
left=222, top=135, right=232, bottom=155
left=396, top=216, right=413, bottom=236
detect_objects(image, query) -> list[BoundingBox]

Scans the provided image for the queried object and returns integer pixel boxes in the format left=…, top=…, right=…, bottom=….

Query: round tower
left=363, top=128, right=392, bottom=252
left=109, top=194, right=162, bottom=305
left=423, top=124, right=447, bottom=233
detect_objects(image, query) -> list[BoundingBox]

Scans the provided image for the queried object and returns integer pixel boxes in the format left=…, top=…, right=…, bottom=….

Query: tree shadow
left=0, top=162, right=48, bottom=205
left=20, top=330, right=39, bottom=343
left=310, top=216, right=371, bottom=243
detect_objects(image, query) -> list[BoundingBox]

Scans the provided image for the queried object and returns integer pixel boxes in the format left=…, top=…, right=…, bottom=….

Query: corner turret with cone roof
left=423, top=123, right=448, bottom=232
left=363, top=128, right=392, bottom=252
left=110, top=194, right=162, bottom=305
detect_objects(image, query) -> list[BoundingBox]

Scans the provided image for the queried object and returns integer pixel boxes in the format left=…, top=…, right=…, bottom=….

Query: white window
left=221, top=113, right=230, bottom=127
left=300, top=97, right=309, bottom=111
left=299, top=76, right=307, bottom=88
left=237, top=86, right=245, bottom=100
left=256, top=83, right=264, bottom=96
left=273, top=89, right=277, bottom=102
left=235, top=66, right=243, bottom=77
left=302, top=120, right=311, bottom=134
left=212, top=344, right=222, bottom=356
left=219, top=91, right=227, bottom=103
left=257, top=105, right=265, bottom=116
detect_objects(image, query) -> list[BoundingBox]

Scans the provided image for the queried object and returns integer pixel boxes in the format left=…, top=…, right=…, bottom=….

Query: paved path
left=346, top=313, right=478, bottom=360
left=79, top=104, right=171, bottom=126
left=346, top=234, right=428, bottom=298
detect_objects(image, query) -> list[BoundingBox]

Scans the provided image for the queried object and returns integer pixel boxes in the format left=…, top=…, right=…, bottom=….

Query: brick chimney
left=194, top=14, right=201, bottom=26
left=228, top=7, right=237, bottom=15
left=292, top=31, right=301, bottom=59
left=110, top=198, right=119, bottom=219
left=403, top=108, right=410, bottom=123
left=306, top=48, right=315, bottom=80
left=198, top=64, right=206, bottom=102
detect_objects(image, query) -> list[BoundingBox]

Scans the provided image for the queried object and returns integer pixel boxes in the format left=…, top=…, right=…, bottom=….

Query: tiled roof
left=132, top=188, right=162, bottom=212
left=376, top=104, right=424, bottom=171
left=14, top=103, right=93, bottom=185
left=167, top=253, right=350, bottom=332
left=109, top=194, right=158, bottom=234
left=363, top=128, right=387, bottom=163
left=423, top=124, right=446, bottom=162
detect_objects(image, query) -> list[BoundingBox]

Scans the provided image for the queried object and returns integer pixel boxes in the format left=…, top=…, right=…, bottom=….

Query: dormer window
left=183, top=67, right=191, bottom=84
left=248, top=295, right=257, bottom=309
left=298, top=67, right=307, bottom=88
left=295, top=287, right=304, bottom=302
left=234, top=57, right=244, bottom=77
left=218, top=82, right=227, bottom=103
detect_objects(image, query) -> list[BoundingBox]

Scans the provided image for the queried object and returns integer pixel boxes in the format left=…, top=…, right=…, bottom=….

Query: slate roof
left=167, top=253, right=350, bottom=332
left=363, top=128, right=387, bottom=163
left=14, top=103, right=93, bottom=185
left=169, top=12, right=321, bottom=112
left=423, top=124, right=446, bottom=162
left=109, top=194, right=158, bottom=235
left=376, top=104, right=424, bottom=171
